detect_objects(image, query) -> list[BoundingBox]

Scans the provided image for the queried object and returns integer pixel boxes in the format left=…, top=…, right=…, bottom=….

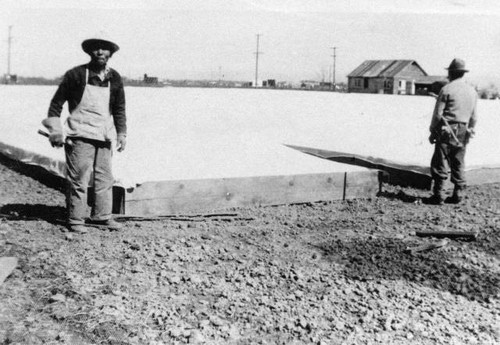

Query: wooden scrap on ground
left=415, top=231, right=478, bottom=241
left=116, top=212, right=239, bottom=220
left=0, top=257, right=18, bottom=285
left=114, top=212, right=254, bottom=222
left=405, top=239, right=448, bottom=255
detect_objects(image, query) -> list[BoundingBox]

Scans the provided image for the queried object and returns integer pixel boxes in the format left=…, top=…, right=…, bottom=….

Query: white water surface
left=1, top=85, right=499, bottom=188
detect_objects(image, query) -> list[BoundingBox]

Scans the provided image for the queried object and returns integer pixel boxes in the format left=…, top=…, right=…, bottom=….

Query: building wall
left=397, top=63, right=427, bottom=78
left=348, top=77, right=373, bottom=93
left=348, top=63, right=426, bottom=94
left=348, top=77, right=391, bottom=94
left=391, top=64, right=426, bottom=95
left=347, top=77, right=359, bottom=93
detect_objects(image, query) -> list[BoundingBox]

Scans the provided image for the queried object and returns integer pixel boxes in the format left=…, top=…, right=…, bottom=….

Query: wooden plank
left=346, top=170, right=381, bottom=198
left=0, top=257, right=18, bottom=285
left=125, top=171, right=379, bottom=216
left=415, top=231, right=478, bottom=241
left=285, top=144, right=432, bottom=190
left=405, top=239, right=448, bottom=254
left=0, top=141, right=66, bottom=179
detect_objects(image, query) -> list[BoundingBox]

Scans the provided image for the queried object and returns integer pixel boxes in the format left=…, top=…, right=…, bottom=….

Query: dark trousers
left=430, top=123, right=467, bottom=189
left=65, top=138, right=113, bottom=225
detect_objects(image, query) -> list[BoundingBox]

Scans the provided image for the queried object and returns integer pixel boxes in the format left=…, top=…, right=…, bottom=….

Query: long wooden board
left=285, top=144, right=433, bottom=190
left=125, top=171, right=379, bottom=216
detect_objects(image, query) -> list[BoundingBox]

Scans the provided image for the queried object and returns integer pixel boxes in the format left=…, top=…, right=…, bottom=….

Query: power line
left=254, top=34, right=263, bottom=88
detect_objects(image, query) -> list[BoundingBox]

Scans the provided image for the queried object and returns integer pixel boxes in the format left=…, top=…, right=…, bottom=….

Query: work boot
left=67, top=224, right=88, bottom=234
left=87, top=219, right=123, bottom=231
left=424, top=194, right=444, bottom=205
left=445, top=185, right=465, bottom=204
left=424, top=180, right=444, bottom=205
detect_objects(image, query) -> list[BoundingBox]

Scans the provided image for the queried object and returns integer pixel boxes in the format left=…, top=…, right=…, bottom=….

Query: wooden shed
left=347, top=60, right=444, bottom=95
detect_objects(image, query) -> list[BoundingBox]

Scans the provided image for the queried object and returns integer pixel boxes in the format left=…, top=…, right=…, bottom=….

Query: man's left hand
left=428, top=131, right=438, bottom=144
left=465, top=128, right=475, bottom=145
left=117, top=134, right=127, bottom=152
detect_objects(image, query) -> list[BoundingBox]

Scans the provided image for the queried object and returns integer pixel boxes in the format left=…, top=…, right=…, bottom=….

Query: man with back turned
left=42, top=35, right=127, bottom=233
left=426, top=58, right=477, bottom=205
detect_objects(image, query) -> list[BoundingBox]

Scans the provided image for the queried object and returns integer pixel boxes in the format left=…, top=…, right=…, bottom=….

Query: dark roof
left=348, top=60, right=427, bottom=78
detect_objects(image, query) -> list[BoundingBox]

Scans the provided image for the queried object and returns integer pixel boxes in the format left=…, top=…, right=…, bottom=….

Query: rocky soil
left=0, top=154, right=499, bottom=345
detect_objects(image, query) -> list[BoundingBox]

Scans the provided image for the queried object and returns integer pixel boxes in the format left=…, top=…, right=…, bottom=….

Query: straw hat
left=82, top=35, right=119, bottom=55
left=446, top=58, right=469, bottom=72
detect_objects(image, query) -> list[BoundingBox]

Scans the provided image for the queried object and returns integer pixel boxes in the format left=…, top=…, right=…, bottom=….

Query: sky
left=2, top=0, right=500, bottom=86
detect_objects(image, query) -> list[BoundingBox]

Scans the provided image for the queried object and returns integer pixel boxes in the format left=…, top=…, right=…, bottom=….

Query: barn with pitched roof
left=347, top=60, right=446, bottom=95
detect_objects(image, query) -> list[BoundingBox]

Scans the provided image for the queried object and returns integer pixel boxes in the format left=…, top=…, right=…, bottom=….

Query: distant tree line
left=4, top=74, right=496, bottom=99
left=2, top=75, right=61, bottom=85
left=477, top=83, right=499, bottom=100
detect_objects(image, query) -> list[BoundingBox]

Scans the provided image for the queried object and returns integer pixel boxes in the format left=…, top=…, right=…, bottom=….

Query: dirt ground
left=0, top=154, right=499, bottom=345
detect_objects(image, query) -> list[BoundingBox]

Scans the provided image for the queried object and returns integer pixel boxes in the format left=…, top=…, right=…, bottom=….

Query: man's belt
left=441, top=117, right=463, bottom=147
left=444, top=120, right=467, bottom=125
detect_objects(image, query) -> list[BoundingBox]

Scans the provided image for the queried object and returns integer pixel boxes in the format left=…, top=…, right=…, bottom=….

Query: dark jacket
left=47, top=64, right=127, bottom=135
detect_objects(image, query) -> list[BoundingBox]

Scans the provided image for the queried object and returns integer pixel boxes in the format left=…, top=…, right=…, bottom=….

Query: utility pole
left=254, top=34, right=262, bottom=88
left=6, top=26, right=13, bottom=83
left=330, top=46, right=337, bottom=91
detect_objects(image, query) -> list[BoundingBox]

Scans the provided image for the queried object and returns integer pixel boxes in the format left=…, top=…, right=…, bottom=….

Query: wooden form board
left=125, top=170, right=379, bottom=216
left=119, top=167, right=500, bottom=216
left=284, top=145, right=500, bottom=190
left=285, top=144, right=433, bottom=190
left=0, top=141, right=66, bottom=179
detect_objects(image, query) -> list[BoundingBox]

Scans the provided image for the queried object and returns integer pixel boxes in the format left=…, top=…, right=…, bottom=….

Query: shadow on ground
left=0, top=204, right=66, bottom=225
left=377, top=190, right=421, bottom=203
left=314, top=236, right=499, bottom=303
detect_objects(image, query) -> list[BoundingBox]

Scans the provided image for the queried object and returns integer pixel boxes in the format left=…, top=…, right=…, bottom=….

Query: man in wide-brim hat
left=426, top=58, right=477, bottom=205
left=42, top=36, right=127, bottom=233
left=445, top=58, right=469, bottom=72
left=81, top=38, right=120, bottom=56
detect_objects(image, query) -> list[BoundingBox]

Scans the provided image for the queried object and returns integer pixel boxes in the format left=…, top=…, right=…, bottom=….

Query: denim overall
left=64, top=69, right=115, bottom=225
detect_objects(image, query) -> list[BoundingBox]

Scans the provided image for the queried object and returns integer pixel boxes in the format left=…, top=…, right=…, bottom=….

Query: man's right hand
left=465, top=128, right=475, bottom=145
left=49, top=133, right=65, bottom=148
left=42, top=117, right=64, bottom=148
